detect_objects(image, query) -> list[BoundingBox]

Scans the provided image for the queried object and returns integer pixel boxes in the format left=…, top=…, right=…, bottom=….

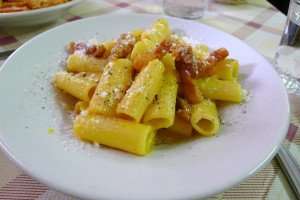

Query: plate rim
left=0, top=13, right=290, bottom=200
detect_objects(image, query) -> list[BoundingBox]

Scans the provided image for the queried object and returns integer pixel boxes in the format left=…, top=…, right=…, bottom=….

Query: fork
left=276, top=145, right=300, bottom=200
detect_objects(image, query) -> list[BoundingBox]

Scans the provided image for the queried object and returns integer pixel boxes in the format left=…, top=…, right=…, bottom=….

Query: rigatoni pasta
left=196, top=77, right=243, bottom=103
left=141, top=18, right=171, bottom=44
left=116, top=59, right=164, bottom=122
left=214, top=59, right=239, bottom=81
left=74, top=101, right=89, bottom=114
left=52, top=18, right=245, bottom=156
left=131, top=39, right=156, bottom=71
left=88, top=59, right=133, bottom=116
left=67, top=54, right=107, bottom=73
left=74, top=115, right=155, bottom=155
left=191, top=99, right=220, bottom=136
left=143, top=73, right=177, bottom=129
left=161, top=53, right=176, bottom=74
left=53, top=71, right=99, bottom=101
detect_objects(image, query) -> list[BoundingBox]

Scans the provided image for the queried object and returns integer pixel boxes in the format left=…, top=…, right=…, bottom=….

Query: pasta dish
left=53, top=19, right=244, bottom=156
left=0, top=0, right=70, bottom=12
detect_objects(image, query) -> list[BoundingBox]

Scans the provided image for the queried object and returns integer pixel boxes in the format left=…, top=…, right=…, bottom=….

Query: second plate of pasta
left=0, top=13, right=289, bottom=200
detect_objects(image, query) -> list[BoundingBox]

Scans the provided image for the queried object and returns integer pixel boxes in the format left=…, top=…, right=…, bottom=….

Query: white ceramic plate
left=0, top=0, right=82, bottom=26
left=0, top=14, right=289, bottom=200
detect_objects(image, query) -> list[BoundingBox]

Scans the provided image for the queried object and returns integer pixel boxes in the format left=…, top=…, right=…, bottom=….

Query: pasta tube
left=161, top=53, right=176, bottom=74
left=89, top=59, right=133, bottom=116
left=215, top=59, right=239, bottom=81
left=131, top=39, right=156, bottom=60
left=74, top=101, right=89, bottom=114
left=53, top=71, right=98, bottom=101
left=191, top=99, right=220, bottom=136
left=141, top=18, right=171, bottom=44
left=74, top=115, right=155, bottom=156
left=131, top=19, right=171, bottom=71
left=143, top=73, right=178, bottom=129
left=102, top=40, right=116, bottom=58
left=196, top=77, right=243, bottom=103
left=67, top=54, right=108, bottom=72
left=117, top=59, right=164, bottom=122
left=131, top=39, right=156, bottom=71
left=131, top=28, right=144, bottom=41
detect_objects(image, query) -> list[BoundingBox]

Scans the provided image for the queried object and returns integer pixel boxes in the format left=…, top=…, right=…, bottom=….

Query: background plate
left=0, top=0, right=82, bottom=26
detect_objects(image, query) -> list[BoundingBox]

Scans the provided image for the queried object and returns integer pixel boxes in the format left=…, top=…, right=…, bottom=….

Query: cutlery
left=276, top=145, right=300, bottom=200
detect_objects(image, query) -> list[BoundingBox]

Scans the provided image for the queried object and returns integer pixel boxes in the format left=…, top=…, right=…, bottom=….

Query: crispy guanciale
left=109, top=33, right=136, bottom=60
left=155, top=38, right=228, bottom=103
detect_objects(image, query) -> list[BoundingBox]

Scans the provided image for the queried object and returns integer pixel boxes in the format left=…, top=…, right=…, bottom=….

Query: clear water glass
left=274, top=0, right=300, bottom=95
left=163, top=0, right=208, bottom=19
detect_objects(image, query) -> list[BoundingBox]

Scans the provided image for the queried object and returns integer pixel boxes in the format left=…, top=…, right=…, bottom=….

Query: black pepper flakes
left=154, top=94, right=159, bottom=102
left=81, top=72, right=87, bottom=77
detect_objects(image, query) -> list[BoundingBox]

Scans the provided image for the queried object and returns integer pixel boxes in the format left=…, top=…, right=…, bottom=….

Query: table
left=0, top=0, right=299, bottom=199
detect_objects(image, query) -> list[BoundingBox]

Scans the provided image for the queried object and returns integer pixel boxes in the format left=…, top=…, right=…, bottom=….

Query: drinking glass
left=274, top=0, right=300, bottom=95
left=163, top=0, right=208, bottom=19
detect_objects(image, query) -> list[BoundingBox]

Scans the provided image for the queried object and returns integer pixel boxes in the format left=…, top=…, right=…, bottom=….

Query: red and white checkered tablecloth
left=0, top=0, right=299, bottom=199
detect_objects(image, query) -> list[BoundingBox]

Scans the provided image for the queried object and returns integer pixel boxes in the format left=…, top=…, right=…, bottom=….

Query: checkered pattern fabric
left=1, top=0, right=299, bottom=199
